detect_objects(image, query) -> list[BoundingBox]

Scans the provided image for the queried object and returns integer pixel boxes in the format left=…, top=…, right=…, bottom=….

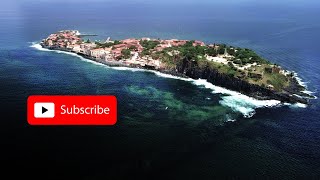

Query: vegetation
left=114, top=40, right=121, bottom=45
left=121, top=49, right=131, bottom=59
left=233, top=48, right=269, bottom=65
left=217, top=44, right=226, bottom=55
left=206, top=48, right=218, bottom=56
left=151, top=51, right=161, bottom=60
left=264, top=73, right=289, bottom=91
left=95, top=40, right=121, bottom=48
left=140, top=40, right=160, bottom=50
left=95, top=37, right=289, bottom=92
left=129, top=45, right=137, bottom=50
left=226, top=46, right=236, bottom=56
left=141, top=49, right=151, bottom=56
left=205, top=61, right=239, bottom=77
left=159, top=41, right=209, bottom=62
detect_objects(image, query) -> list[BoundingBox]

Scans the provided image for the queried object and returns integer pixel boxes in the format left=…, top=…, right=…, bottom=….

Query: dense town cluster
left=42, top=30, right=213, bottom=68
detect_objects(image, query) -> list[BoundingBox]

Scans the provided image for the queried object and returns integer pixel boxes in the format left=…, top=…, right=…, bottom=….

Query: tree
left=121, top=49, right=131, bottom=59
left=129, top=45, right=137, bottom=50
left=227, top=48, right=235, bottom=56
left=206, top=48, right=218, bottom=56
left=184, top=40, right=194, bottom=47
left=114, top=40, right=121, bottom=45
left=86, top=39, right=91, bottom=43
left=218, top=44, right=227, bottom=49
left=141, top=49, right=150, bottom=56
left=140, top=40, right=160, bottom=50
left=218, top=47, right=225, bottom=55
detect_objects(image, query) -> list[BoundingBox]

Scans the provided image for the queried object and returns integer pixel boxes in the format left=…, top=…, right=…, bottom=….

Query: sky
left=4, top=0, right=320, bottom=4
left=1, top=0, right=320, bottom=16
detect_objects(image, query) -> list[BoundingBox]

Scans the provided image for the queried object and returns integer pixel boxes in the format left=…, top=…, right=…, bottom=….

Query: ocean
left=1, top=0, right=320, bottom=178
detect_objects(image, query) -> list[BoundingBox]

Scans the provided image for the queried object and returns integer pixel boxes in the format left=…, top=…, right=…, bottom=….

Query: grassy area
left=202, top=60, right=289, bottom=91
left=206, top=61, right=244, bottom=78
left=264, top=73, right=289, bottom=91
left=134, top=40, right=289, bottom=92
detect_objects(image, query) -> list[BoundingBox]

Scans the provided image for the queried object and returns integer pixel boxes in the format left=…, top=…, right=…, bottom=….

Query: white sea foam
left=294, top=72, right=307, bottom=87
left=31, top=42, right=308, bottom=118
left=153, top=70, right=281, bottom=118
left=226, top=114, right=236, bottom=122
left=152, top=71, right=193, bottom=81
left=192, top=79, right=281, bottom=118
left=293, top=72, right=317, bottom=99
left=111, top=66, right=147, bottom=72
left=284, top=102, right=308, bottom=108
left=30, top=43, right=51, bottom=51
left=30, top=42, right=106, bottom=67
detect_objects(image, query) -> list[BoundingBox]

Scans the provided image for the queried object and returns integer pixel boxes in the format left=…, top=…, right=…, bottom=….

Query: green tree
left=184, top=40, right=194, bottom=47
left=114, top=40, right=121, bottom=45
left=206, top=48, right=218, bottom=56
left=218, top=47, right=225, bottom=55
left=140, top=40, right=160, bottom=50
left=227, top=48, right=235, bottom=56
left=129, top=45, right=137, bottom=50
left=121, top=49, right=131, bottom=59
left=141, top=49, right=150, bottom=56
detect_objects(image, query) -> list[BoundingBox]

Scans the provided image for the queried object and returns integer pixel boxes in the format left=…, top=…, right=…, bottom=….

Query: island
left=40, top=30, right=313, bottom=104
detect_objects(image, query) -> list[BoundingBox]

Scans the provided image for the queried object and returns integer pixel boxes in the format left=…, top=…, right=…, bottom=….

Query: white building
left=90, top=48, right=106, bottom=59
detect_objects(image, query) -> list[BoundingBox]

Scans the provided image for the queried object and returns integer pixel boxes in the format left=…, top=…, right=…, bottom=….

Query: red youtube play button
left=27, top=95, right=117, bottom=125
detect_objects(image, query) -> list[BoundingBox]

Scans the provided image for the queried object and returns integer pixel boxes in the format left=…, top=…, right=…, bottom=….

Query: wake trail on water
left=30, top=42, right=310, bottom=118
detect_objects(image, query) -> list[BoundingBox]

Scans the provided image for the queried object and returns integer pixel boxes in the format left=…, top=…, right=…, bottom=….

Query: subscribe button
left=27, top=95, right=117, bottom=125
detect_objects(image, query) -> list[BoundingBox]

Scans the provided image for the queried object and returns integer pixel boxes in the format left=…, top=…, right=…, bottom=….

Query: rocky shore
left=41, top=45, right=312, bottom=104
left=169, top=58, right=312, bottom=104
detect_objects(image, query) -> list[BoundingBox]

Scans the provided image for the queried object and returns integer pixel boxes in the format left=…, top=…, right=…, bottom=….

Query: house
left=170, top=40, right=187, bottom=46
left=46, top=40, right=53, bottom=46
left=90, top=48, right=106, bottom=59
left=105, top=53, right=114, bottom=61
left=111, top=49, right=123, bottom=59
left=79, top=43, right=97, bottom=55
left=113, top=44, right=127, bottom=49
left=71, top=45, right=81, bottom=53
left=122, top=38, right=138, bottom=44
left=193, top=40, right=205, bottom=46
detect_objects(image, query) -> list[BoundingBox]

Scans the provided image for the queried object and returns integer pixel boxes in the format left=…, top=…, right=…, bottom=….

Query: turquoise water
left=1, top=0, right=320, bottom=178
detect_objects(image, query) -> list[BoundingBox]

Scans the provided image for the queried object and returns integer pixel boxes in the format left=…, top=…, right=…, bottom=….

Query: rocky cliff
left=161, top=58, right=309, bottom=104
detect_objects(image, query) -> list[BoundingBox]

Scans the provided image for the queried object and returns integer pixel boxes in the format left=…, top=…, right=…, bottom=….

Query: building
left=90, top=48, right=106, bottom=59
left=193, top=40, right=205, bottom=46
left=71, top=45, right=81, bottom=53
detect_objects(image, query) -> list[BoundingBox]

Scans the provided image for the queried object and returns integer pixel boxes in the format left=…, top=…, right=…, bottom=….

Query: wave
left=30, top=42, right=107, bottom=67
left=111, top=66, right=149, bottom=72
left=284, top=102, right=307, bottom=108
left=30, top=43, right=51, bottom=52
left=192, top=79, right=281, bottom=118
left=30, top=42, right=308, bottom=118
left=293, top=72, right=317, bottom=99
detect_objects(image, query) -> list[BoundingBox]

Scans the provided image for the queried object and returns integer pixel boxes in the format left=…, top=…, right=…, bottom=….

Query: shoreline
left=39, top=42, right=314, bottom=104
left=31, top=42, right=315, bottom=97
left=39, top=30, right=317, bottom=105
left=31, top=42, right=314, bottom=116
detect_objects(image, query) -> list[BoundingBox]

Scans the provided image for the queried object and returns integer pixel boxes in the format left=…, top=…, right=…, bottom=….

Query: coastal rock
left=40, top=29, right=312, bottom=105
left=167, top=58, right=309, bottom=104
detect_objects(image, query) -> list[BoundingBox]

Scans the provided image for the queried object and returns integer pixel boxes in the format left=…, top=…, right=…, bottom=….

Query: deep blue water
left=1, top=0, right=320, bottom=178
